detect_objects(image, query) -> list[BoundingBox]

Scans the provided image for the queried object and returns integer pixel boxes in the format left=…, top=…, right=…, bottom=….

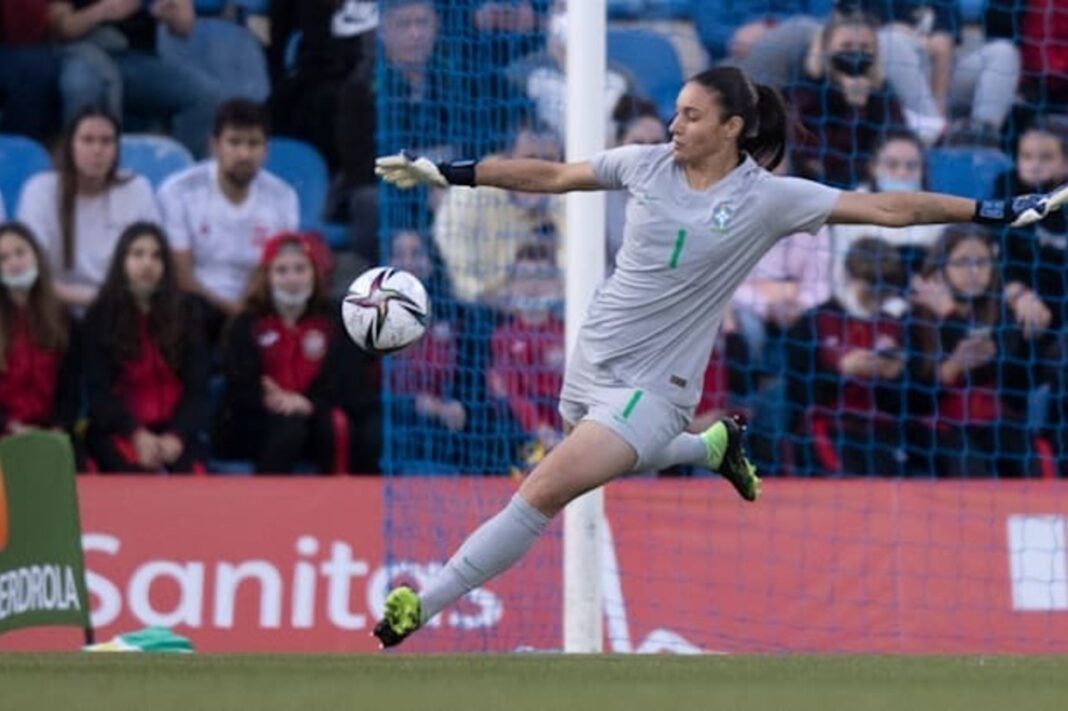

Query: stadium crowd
left=1, top=0, right=1067, bottom=478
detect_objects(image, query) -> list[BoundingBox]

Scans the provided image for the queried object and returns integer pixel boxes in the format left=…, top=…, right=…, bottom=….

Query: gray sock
left=419, top=494, right=550, bottom=624
left=640, top=432, right=708, bottom=472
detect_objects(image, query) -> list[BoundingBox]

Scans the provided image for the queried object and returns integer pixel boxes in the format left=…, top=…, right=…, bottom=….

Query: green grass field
left=3, top=653, right=1068, bottom=711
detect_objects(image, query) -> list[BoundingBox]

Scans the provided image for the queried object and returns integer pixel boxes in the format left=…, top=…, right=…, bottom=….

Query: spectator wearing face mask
left=829, top=128, right=942, bottom=289
left=787, top=12, right=907, bottom=188
left=0, top=222, right=79, bottom=440
left=215, top=231, right=379, bottom=474
left=837, top=0, right=1021, bottom=146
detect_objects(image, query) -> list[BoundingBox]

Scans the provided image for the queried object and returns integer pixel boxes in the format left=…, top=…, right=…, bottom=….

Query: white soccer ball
left=341, top=266, right=430, bottom=354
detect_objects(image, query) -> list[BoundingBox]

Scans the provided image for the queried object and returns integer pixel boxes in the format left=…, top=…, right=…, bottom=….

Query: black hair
left=688, top=66, right=787, bottom=171
left=212, top=99, right=271, bottom=137
left=612, top=94, right=662, bottom=144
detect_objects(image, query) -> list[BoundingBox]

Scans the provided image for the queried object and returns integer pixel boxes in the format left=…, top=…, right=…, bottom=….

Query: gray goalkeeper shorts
left=558, top=341, right=693, bottom=472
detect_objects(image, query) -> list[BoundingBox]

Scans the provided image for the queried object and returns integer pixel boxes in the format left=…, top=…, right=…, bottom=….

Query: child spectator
left=487, top=242, right=565, bottom=458
left=786, top=238, right=912, bottom=476
left=215, top=231, right=378, bottom=474
left=909, top=225, right=1048, bottom=477
left=158, top=99, right=299, bottom=343
left=992, top=121, right=1068, bottom=325
left=787, top=12, right=906, bottom=187
left=17, top=106, right=159, bottom=312
left=829, top=128, right=942, bottom=287
left=83, top=221, right=208, bottom=473
left=0, top=222, right=79, bottom=438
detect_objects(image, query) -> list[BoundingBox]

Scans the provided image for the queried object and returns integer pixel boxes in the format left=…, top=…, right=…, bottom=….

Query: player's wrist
left=436, top=160, right=478, bottom=187
left=972, top=199, right=1011, bottom=225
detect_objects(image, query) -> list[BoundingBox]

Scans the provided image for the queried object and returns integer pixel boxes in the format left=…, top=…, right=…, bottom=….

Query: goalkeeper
left=372, top=66, right=1068, bottom=648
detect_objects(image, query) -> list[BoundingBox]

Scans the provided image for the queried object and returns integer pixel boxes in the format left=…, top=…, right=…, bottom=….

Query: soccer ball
left=341, top=266, right=430, bottom=354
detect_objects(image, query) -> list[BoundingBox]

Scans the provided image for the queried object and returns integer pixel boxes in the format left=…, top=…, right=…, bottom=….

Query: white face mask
left=1, top=266, right=38, bottom=291
left=875, top=174, right=922, bottom=193
left=272, top=285, right=313, bottom=309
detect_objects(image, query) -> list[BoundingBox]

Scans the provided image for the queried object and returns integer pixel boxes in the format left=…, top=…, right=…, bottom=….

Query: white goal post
left=563, top=0, right=607, bottom=654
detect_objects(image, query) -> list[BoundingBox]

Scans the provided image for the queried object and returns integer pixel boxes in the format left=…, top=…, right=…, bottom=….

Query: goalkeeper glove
left=973, top=182, right=1068, bottom=227
left=374, top=151, right=477, bottom=189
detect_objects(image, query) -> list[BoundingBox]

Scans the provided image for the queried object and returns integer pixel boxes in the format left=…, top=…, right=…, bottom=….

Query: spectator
left=487, top=242, right=565, bottom=458
left=0, top=221, right=79, bottom=438
left=697, top=1, right=836, bottom=96
left=269, top=0, right=377, bottom=178
left=215, top=232, right=378, bottom=474
left=787, top=11, right=906, bottom=188
left=17, top=106, right=159, bottom=312
left=504, top=0, right=629, bottom=142
left=82, top=221, right=208, bottom=473
left=992, top=120, right=1068, bottom=325
left=48, top=0, right=222, bottom=156
left=385, top=228, right=468, bottom=474
left=0, top=0, right=61, bottom=140
left=829, top=128, right=941, bottom=287
left=838, top=1, right=1021, bottom=145
left=377, top=0, right=455, bottom=157
left=158, top=99, right=299, bottom=343
left=606, top=95, right=667, bottom=271
left=909, top=225, right=1048, bottom=477
left=433, top=121, right=563, bottom=304
left=786, top=237, right=912, bottom=476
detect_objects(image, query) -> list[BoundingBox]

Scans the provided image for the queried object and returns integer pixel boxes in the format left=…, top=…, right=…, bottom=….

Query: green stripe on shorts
left=621, top=389, right=644, bottom=420
left=668, top=229, right=687, bottom=268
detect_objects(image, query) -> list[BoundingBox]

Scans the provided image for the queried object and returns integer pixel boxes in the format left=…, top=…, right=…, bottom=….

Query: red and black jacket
left=83, top=299, right=209, bottom=445
left=908, top=304, right=1035, bottom=425
left=0, top=308, right=79, bottom=434
left=220, top=307, right=370, bottom=423
left=785, top=298, right=911, bottom=427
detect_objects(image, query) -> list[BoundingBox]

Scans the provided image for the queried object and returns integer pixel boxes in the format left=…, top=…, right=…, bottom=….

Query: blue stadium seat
left=120, top=134, right=195, bottom=189
left=926, top=147, right=1014, bottom=199
left=0, top=134, right=51, bottom=216
left=606, top=29, right=684, bottom=121
left=609, top=0, right=692, bottom=19
left=265, top=137, right=348, bottom=250
left=960, top=0, right=985, bottom=24
left=193, top=0, right=226, bottom=14
left=233, top=0, right=271, bottom=16
left=693, top=0, right=833, bottom=60
left=158, top=18, right=270, bottom=103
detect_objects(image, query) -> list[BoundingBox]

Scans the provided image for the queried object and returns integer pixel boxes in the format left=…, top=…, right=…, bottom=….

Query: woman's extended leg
left=373, top=420, right=636, bottom=647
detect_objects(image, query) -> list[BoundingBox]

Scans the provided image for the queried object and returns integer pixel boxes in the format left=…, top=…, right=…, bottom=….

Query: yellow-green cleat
left=700, top=414, right=762, bottom=502
left=373, top=586, right=422, bottom=649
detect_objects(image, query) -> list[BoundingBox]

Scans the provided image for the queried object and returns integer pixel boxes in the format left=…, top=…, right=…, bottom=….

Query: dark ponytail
left=689, top=67, right=787, bottom=171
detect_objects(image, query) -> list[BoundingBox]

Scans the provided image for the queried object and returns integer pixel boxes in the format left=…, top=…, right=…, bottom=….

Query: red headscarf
left=260, top=231, right=334, bottom=279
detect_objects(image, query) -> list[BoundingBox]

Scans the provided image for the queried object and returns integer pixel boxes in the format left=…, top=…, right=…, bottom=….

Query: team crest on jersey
left=712, top=202, right=734, bottom=232
left=258, top=330, right=280, bottom=347
left=302, top=330, right=327, bottom=360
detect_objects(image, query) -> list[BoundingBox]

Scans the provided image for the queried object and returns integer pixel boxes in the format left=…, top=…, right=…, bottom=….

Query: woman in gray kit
left=372, top=66, right=1068, bottom=647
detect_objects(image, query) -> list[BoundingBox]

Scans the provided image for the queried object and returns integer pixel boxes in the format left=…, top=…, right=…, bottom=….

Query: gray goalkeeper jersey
left=583, top=143, right=840, bottom=407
